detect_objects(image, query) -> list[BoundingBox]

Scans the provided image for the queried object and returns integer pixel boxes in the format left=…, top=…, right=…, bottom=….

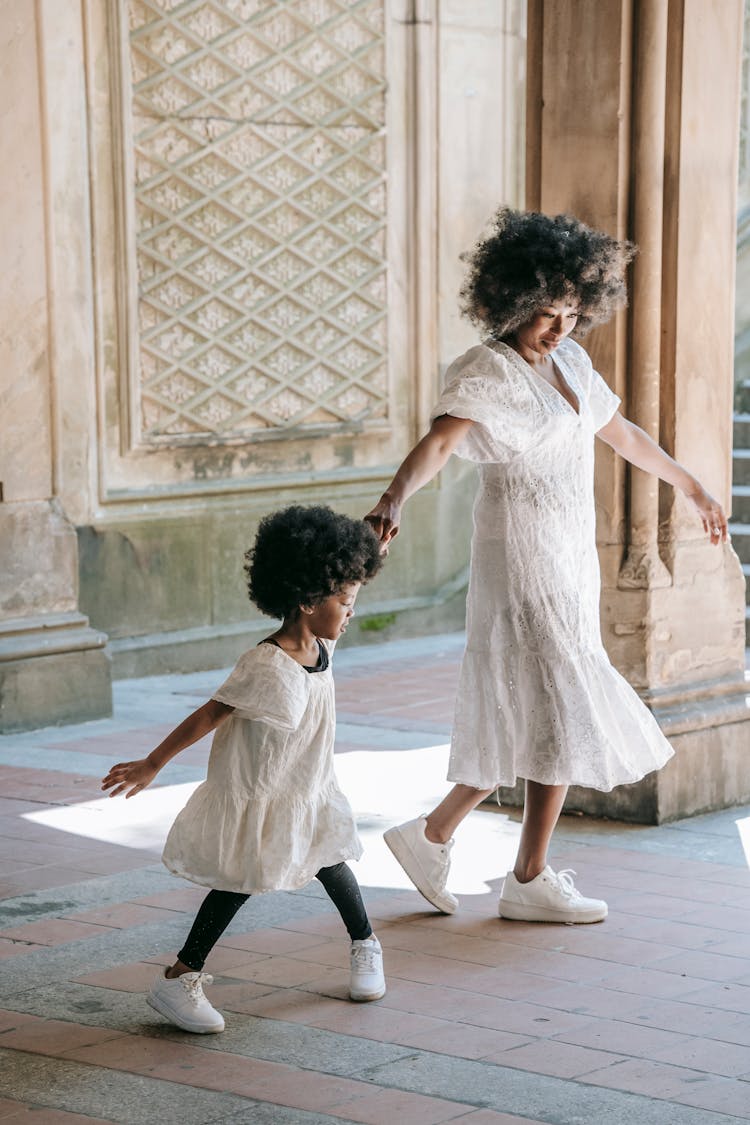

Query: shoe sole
left=350, top=985, right=387, bottom=1002
left=383, top=826, right=457, bottom=915
left=498, top=901, right=607, bottom=924
left=147, top=992, right=225, bottom=1033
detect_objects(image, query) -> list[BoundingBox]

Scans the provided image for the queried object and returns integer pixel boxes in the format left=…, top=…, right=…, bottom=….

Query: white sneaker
left=349, top=935, right=386, bottom=1002
left=147, top=969, right=225, bottom=1033
left=498, top=866, right=607, bottom=924
left=383, top=816, right=458, bottom=914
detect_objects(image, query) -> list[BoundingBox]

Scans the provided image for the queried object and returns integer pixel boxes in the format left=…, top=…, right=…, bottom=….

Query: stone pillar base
left=494, top=672, right=750, bottom=824
left=0, top=613, right=112, bottom=732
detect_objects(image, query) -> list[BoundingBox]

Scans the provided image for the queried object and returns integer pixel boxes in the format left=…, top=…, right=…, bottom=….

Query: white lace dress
left=162, top=642, right=363, bottom=893
left=435, top=337, right=674, bottom=792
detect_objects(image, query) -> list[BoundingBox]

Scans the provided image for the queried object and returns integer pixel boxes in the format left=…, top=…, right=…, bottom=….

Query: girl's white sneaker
left=147, top=969, right=225, bottom=1033
left=349, top=935, right=386, bottom=1001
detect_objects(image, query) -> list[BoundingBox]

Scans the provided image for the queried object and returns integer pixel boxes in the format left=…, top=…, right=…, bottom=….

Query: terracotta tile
left=0, top=1016, right=126, bottom=1057
left=63, top=903, right=178, bottom=928
left=327, top=1086, right=470, bottom=1124
left=651, top=1035, right=750, bottom=1078
left=594, top=964, right=713, bottom=1000
left=402, top=1023, right=531, bottom=1060
left=216, top=927, right=331, bottom=955
left=0, top=919, right=115, bottom=946
left=74, top=961, right=162, bottom=993
left=65, top=1034, right=252, bottom=1090
left=0, top=1010, right=37, bottom=1034
left=684, top=982, right=750, bottom=1014
left=142, top=945, right=267, bottom=974
left=201, top=979, right=277, bottom=1008
left=667, top=1075, right=750, bottom=1116
left=134, top=887, right=207, bottom=912
left=649, top=948, right=750, bottom=982
left=232, top=986, right=343, bottom=1025
left=581, top=1056, right=710, bottom=1097
left=485, top=1038, right=625, bottom=1077
left=225, top=954, right=332, bottom=988
left=0, top=937, right=47, bottom=959
left=554, top=1016, right=692, bottom=1058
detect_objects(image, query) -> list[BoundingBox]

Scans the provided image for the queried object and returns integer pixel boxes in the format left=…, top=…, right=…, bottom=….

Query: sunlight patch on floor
left=735, top=813, right=750, bottom=868
left=21, top=744, right=521, bottom=894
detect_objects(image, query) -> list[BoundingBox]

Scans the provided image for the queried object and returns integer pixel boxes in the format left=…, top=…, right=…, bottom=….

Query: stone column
left=518, top=0, right=749, bottom=822
left=0, top=1, right=111, bottom=731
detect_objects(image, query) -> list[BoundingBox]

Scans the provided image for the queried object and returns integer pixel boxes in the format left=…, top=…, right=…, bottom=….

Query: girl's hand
left=365, top=495, right=402, bottom=546
left=685, top=484, right=729, bottom=545
left=101, top=759, right=159, bottom=799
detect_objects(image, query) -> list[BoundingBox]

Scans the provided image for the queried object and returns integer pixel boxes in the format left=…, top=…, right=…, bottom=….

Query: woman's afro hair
left=245, top=504, right=383, bottom=620
left=460, top=206, right=636, bottom=338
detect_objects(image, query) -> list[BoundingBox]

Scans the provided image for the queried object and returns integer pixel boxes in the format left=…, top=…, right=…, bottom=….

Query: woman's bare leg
left=424, top=784, right=495, bottom=844
left=512, top=780, right=568, bottom=883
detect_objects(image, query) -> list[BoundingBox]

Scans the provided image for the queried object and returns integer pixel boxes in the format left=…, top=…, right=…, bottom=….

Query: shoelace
left=351, top=944, right=378, bottom=972
left=180, top=972, right=213, bottom=1006
left=553, top=869, right=583, bottom=901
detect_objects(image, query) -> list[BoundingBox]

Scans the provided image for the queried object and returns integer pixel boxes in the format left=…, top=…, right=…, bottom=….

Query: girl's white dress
left=435, top=337, right=674, bottom=792
left=162, top=642, right=362, bottom=893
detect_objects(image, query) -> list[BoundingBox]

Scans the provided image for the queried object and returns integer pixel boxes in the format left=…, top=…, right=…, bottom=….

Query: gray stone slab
left=0, top=1047, right=254, bottom=1124
left=365, top=1052, right=747, bottom=1125
left=5, top=980, right=411, bottom=1078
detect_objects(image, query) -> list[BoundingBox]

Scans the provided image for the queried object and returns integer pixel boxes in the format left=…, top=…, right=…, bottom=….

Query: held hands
left=364, top=494, right=402, bottom=550
left=685, top=484, right=728, bottom=545
left=101, top=758, right=159, bottom=799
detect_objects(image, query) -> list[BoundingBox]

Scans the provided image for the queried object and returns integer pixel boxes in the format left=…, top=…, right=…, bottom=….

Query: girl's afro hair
left=245, top=504, right=383, bottom=620
left=460, top=206, right=636, bottom=338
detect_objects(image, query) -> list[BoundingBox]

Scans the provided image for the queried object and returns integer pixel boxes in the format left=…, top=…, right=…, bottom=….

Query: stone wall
left=0, top=0, right=527, bottom=723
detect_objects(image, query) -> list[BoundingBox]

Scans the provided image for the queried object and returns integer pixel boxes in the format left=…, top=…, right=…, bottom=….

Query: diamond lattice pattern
left=129, top=0, right=388, bottom=439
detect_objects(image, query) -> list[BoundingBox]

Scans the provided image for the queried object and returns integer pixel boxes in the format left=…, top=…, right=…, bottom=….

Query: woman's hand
left=101, top=758, right=159, bottom=799
left=365, top=494, right=402, bottom=545
left=684, top=484, right=729, bottom=545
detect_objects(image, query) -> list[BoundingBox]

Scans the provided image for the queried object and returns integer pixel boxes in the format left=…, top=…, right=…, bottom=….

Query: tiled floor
left=0, top=632, right=749, bottom=1123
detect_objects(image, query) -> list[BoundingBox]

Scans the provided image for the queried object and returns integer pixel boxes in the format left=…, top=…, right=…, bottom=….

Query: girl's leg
left=169, top=889, right=250, bottom=976
left=513, top=780, right=568, bottom=882
left=150, top=888, right=249, bottom=1034
left=316, top=862, right=371, bottom=941
left=316, top=863, right=385, bottom=1001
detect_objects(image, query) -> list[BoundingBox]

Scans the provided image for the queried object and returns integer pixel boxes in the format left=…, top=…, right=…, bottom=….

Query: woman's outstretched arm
left=365, top=414, right=474, bottom=542
left=596, top=411, right=728, bottom=544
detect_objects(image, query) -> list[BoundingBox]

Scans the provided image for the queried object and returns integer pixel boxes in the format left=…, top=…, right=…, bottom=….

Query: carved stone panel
left=127, top=0, right=388, bottom=445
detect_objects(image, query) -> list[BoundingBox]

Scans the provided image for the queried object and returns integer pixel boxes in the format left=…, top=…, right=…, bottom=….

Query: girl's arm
left=101, top=698, right=234, bottom=799
left=596, top=411, right=728, bottom=544
left=365, top=414, right=474, bottom=542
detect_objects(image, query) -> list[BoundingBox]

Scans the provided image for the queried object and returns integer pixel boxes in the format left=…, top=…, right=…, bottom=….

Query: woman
left=366, top=208, right=727, bottom=923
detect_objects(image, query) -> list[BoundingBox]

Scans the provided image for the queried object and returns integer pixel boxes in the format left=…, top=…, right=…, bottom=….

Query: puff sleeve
left=557, top=339, right=621, bottom=431
left=211, top=645, right=310, bottom=731
left=431, top=345, right=531, bottom=464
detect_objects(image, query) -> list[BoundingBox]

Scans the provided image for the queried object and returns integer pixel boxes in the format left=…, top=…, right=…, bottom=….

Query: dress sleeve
left=557, top=339, right=621, bottom=431
left=431, top=345, right=526, bottom=463
left=211, top=646, right=310, bottom=730
left=587, top=368, right=621, bottom=431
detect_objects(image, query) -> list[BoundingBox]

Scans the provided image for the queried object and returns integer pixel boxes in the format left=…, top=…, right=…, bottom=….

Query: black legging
left=177, top=861, right=372, bottom=971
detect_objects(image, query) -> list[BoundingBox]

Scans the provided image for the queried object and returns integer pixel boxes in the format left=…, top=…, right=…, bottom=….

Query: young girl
left=101, top=505, right=386, bottom=1033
